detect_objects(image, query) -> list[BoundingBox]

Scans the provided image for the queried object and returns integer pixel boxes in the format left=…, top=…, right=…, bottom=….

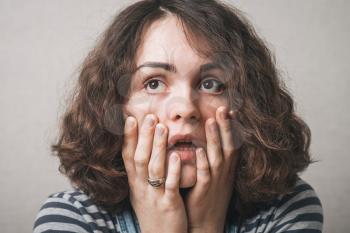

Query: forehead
left=135, top=15, right=211, bottom=70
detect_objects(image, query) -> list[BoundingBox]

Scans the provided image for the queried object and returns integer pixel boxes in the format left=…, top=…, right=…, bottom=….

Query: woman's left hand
left=185, top=106, right=239, bottom=233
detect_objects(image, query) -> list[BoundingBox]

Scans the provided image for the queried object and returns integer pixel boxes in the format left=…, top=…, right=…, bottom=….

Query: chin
left=179, top=163, right=197, bottom=188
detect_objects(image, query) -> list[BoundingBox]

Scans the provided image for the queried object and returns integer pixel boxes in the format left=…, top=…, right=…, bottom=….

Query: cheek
left=198, top=96, right=228, bottom=119
left=123, top=96, right=165, bottom=125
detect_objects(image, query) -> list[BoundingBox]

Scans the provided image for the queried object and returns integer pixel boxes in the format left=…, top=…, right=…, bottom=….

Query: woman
left=33, top=0, right=323, bottom=232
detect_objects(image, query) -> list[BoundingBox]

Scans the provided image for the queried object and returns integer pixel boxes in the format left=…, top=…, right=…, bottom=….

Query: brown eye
left=199, top=79, right=225, bottom=94
left=148, top=80, right=159, bottom=89
left=144, top=79, right=166, bottom=93
left=203, top=80, right=214, bottom=89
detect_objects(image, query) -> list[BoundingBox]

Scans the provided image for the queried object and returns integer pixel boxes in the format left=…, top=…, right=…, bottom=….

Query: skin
left=122, top=15, right=238, bottom=233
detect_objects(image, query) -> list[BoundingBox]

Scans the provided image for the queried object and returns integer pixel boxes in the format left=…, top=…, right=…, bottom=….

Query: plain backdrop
left=1, top=0, right=349, bottom=232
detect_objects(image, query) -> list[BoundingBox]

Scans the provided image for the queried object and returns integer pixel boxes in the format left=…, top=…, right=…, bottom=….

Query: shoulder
left=239, top=178, right=323, bottom=233
left=33, top=189, right=121, bottom=233
left=271, top=178, right=323, bottom=232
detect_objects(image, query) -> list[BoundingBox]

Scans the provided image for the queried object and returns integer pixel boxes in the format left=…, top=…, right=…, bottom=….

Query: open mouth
left=168, top=140, right=197, bottom=162
left=167, top=134, right=201, bottom=161
left=169, top=140, right=197, bottom=151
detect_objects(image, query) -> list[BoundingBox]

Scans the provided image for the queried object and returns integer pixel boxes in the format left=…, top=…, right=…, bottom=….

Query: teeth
left=171, top=144, right=196, bottom=151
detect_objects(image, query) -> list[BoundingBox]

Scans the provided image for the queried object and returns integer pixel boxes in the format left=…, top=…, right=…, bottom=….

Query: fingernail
left=145, top=114, right=155, bottom=127
left=229, top=110, right=235, bottom=118
left=220, top=107, right=228, bottom=120
left=156, top=124, right=164, bottom=136
left=196, top=148, right=205, bottom=158
left=208, top=118, right=217, bottom=133
left=126, top=117, right=135, bottom=128
left=170, top=153, right=178, bottom=163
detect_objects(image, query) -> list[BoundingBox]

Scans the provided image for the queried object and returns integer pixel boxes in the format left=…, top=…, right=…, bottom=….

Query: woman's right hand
left=122, top=114, right=188, bottom=233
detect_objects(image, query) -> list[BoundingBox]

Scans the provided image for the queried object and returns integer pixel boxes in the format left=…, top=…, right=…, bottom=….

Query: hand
left=122, top=114, right=188, bottom=233
left=185, top=106, right=239, bottom=233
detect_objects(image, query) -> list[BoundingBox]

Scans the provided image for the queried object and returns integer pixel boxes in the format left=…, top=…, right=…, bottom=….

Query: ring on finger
left=147, top=177, right=166, bottom=188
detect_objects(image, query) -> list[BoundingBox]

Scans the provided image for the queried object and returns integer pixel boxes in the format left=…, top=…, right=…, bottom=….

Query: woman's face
left=123, top=15, right=229, bottom=188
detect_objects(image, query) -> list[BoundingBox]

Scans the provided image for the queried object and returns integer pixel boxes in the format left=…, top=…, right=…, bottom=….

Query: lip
left=167, top=134, right=206, bottom=162
left=168, top=134, right=197, bottom=149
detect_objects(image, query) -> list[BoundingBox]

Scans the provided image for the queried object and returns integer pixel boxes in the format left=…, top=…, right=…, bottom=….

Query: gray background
left=0, top=0, right=349, bottom=232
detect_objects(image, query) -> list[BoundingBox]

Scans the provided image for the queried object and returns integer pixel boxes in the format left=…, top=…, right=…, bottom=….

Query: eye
left=199, top=78, right=225, bottom=94
left=144, top=79, right=166, bottom=93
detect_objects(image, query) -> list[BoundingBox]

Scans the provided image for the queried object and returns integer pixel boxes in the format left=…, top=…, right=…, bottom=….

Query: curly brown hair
left=52, top=0, right=312, bottom=217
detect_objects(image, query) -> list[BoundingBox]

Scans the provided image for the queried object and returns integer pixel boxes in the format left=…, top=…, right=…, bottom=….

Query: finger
left=148, top=123, right=168, bottom=181
left=216, top=106, right=235, bottom=161
left=229, top=110, right=244, bottom=152
left=191, top=148, right=211, bottom=198
left=164, top=152, right=181, bottom=199
left=122, top=116, right=138, bottom=179
left=134, top=114, right=157, bottom=180
left=205, top=117, right=223, bottom=177
left=228, top=109, right=236, bottom=118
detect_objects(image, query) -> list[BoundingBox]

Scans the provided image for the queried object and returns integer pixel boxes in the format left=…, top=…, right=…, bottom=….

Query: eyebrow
left=135, top=62, right=222, bottom=73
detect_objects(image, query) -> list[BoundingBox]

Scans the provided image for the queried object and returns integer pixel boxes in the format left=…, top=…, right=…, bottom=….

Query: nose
left=167, top=91, right=200, bottom=123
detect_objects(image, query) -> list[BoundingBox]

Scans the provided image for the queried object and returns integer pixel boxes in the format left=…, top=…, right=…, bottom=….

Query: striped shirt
left=33, top=178, right=323, bottom=233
